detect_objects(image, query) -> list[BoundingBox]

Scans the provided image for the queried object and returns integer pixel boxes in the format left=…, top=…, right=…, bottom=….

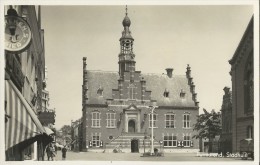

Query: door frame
left=131, top=138, right=139, bottom=153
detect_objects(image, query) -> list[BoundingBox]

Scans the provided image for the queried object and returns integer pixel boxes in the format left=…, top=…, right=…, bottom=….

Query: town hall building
left=81, top=8, right=200, bottom=153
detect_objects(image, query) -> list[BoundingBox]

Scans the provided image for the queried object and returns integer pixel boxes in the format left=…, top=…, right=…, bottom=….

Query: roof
left=86, top=70, right=119, bottom=105
left=86, top=70, right=196, bottom=107
left=143, top=73, right=195, bottom=107
left=229, top=16, right=253, bottom=65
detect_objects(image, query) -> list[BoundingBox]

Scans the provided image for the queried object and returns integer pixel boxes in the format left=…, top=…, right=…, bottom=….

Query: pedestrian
left=49, top=143, right=56, bottom=161
left=46, top=144, right=51, bottom=161
left=62, top=145, right=68, bottom=160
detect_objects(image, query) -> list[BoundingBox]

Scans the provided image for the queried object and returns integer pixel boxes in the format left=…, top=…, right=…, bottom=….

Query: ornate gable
left=124, top=104, right=140, bottom=111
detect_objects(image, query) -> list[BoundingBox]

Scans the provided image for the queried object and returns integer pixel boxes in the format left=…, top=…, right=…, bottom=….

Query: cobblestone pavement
left=43, top=151, right=254, bottom=162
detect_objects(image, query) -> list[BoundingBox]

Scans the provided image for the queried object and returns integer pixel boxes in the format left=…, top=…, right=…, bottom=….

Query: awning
left=5, top=80, right=46, bottom=150
left=43, top=126, right=54, bottom=136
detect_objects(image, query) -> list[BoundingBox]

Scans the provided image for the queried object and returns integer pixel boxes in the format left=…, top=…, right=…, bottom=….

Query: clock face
left=5, top=16, right=32, bottom=53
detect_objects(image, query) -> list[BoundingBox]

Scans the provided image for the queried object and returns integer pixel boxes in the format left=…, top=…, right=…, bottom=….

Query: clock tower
left=118, top=6, right=136, bottom=78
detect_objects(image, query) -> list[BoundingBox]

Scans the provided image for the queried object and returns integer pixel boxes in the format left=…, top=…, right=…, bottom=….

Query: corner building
left=229, top=16, right=254, bottom=153
left=81, top=10, right=199, bottom=153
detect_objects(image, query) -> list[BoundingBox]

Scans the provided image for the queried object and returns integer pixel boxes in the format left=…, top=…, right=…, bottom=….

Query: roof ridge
left=142, top=73, right=186, bottom=77
left=87, top=70, right=118, bottom=73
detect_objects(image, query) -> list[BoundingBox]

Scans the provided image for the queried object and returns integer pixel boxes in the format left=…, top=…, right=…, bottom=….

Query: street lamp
left=149, top=105, right=158, bottom=155
left=143, top=129, right=147, bottom=153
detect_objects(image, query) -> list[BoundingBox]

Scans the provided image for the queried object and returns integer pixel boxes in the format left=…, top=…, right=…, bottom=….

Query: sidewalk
left=43, top=151, right=251, bottom=161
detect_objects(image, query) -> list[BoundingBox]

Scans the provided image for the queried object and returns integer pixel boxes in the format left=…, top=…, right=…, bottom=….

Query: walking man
left=62, top=145, right=68, bottom=160
left=51, top=143, right=56, bottom=161
left=46, top=144, right=51, bottom=161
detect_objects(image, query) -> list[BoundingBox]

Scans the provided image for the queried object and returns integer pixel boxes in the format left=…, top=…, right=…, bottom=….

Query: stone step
left=106, top=133, right=161, bottom=149
left=107, top=141, right=160, bottom=147
left=105, top=144, right=161, bottom=148
left=111, top=139, right=160, bottom=144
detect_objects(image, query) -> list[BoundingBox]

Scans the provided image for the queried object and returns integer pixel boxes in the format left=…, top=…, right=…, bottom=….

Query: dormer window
left=97, top=86, right=103, bottom=96
left=180, top=89, right=186, bottom=98
left=163, top=89, right=169, bottom=98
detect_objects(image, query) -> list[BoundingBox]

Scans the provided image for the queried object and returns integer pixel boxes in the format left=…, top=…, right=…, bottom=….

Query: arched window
left=244, top=53, right=253, bottom=114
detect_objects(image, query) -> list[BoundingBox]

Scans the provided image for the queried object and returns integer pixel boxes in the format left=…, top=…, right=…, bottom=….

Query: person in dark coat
left=46, top=144, right=51, bottom=161
left=62, top=145, right=68, bottom=160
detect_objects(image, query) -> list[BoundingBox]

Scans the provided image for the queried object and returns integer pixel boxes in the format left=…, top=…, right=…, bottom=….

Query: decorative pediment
left=124, top=104, right=140, bottom=111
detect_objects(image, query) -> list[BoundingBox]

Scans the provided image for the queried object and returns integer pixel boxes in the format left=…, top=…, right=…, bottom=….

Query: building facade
left=229, top=16, right=254, bottom=153
left=38, top=67, right=56, bottom=127
left=71, top=118, right=83, bottom=151
left=220, top=87, right=232, bottom=154
left=81, top=9, right=200, bottom=153
left=4, top=5, right=52, bottom=161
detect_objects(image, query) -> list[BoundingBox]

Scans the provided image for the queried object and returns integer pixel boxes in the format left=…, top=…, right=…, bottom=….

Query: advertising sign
left=5, top=16, right=32, bottom=53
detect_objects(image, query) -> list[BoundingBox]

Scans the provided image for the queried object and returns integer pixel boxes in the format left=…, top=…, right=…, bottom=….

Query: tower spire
left=118, top=6, right=136, bottom=78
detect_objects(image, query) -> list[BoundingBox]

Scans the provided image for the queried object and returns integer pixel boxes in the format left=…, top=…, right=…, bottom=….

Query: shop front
left=5, top=80, right=53, bottom=161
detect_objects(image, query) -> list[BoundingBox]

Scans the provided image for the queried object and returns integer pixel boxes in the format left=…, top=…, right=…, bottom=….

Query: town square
left=1, top=1, right=258, bottom=164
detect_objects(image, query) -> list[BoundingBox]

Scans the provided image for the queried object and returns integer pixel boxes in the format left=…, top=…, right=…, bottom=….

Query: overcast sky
left=41, top=5, right=253, bottom=129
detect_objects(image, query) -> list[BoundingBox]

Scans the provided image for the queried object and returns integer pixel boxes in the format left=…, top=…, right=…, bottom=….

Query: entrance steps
left=105, top=132, right=161, bottom=149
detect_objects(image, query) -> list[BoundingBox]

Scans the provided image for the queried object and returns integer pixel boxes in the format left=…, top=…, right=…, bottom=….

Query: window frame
left=91, top=111, right=101, bottom=128
left=183, top=135, right=191, bottom=147
left=106, top=112, right=116, bottom=128
left=149, top=113, right=158, bottom=128
left=183, top=113, right=191, bottom=129
left=92, top=135, right=100, bottom=147
left=165, top=114, right=175, bottom=128
left=163, top=135, right=177, bottom=147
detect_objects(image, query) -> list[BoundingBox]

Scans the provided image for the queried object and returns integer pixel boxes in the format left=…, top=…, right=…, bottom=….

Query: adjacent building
left=220, top=87, right=232, bottom=154
left=38, top=67, right=56, bottom=127
left=81, top=9, right=200, bottom=153
left=71, top=118, right=83, bottom=151
left=4, top=5, right=52, bottom=161
left=229, top=16, right=254, bottom=153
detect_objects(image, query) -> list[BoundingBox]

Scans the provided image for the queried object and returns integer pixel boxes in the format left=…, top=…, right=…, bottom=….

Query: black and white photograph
left=0, top=0, right=259, bottom=164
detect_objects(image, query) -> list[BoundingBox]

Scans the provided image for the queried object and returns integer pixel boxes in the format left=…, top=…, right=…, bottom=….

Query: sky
left=40, top=4, right=253, bottom=130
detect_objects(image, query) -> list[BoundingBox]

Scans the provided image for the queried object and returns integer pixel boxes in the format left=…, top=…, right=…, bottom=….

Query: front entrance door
left=131, top=139, right=139, bottom=153
left=128, top=120, right=135, bottom=133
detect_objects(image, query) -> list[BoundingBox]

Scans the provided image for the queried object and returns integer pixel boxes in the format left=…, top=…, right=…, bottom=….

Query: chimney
left=186, top=64, right=191, bottom=78
left=83, top=57, right=87, bottom=70
left=165, top=68, right=173, bottom=78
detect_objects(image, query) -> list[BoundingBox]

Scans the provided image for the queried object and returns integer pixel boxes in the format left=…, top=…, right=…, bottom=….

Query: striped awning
left=5, top=80, right=46, bottom=151
left=43, top=126, right=54, bottom=136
